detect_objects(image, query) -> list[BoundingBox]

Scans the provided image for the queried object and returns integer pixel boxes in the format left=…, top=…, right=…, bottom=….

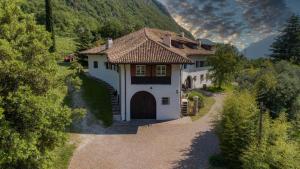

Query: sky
left=158, top=0, right=300, bottom=50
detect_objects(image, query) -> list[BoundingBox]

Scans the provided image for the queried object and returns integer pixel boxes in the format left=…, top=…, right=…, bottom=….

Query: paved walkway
left=69, top=94, right=225, bottom=169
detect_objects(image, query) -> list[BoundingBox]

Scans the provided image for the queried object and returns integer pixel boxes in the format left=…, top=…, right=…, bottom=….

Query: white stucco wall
left=181, top=56, right=212, bottom=89
left=88, top=55, right=120, bottom=92
left=120, top=64, right=181, bottom=121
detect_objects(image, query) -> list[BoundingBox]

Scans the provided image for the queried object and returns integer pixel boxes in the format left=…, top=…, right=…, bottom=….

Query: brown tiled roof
left=80, top=28, right=215, bottom=64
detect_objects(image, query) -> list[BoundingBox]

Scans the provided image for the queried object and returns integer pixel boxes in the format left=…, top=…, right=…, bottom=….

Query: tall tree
left=208, top=44, right=241, bottom=88
left=0, top=1, right=72, bottom=168
left=271, top=14, right=300, bottom=64
left=45, top=0, right=56, bottom=52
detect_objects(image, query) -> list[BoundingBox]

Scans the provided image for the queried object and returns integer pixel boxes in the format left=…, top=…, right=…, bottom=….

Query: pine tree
left=271, top=14, right=300, bottom=64
left=45, top=0, right=56, bottom=52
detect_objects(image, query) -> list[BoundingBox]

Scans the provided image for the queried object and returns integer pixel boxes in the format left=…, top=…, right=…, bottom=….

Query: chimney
left=106, top=38, right=113, bottom=49
left=180, top=32, right=185, bottom=38
left=197, top=39, right=202, bottom=48
left=163, top=34, right=172, bottom=47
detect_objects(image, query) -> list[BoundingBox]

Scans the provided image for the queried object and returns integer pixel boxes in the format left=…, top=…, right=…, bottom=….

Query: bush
left=209, top=154, right=226, bottom=168
left=218, top=91, right=259, bottom=169
left=187, top=91, right=205, bottom=108
left=241, top=114, right=300, bottom=169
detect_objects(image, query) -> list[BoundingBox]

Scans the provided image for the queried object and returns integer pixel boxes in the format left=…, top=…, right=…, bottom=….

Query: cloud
left=159, top=0, right=293, bottom=49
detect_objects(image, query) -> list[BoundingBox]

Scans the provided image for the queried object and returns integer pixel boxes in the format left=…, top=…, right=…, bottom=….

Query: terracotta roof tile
left=81, top=28, right=215, bottom=64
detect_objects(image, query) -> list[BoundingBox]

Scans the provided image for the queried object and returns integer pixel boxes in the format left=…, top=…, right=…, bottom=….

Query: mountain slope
left=22, top=0, right=193, bottom=39
left=242, top=35, right=276, bottom=59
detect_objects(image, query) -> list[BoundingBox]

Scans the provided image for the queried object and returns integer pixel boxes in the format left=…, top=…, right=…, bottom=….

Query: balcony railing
left=131, top=76, right=171, bottom=84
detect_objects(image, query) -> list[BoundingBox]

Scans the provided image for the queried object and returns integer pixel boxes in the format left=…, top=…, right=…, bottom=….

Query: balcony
left=131, top=76, right=171, bottom=85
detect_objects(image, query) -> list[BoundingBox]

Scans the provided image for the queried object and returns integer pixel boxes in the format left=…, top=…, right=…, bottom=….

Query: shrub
left=187, top=91, right=204, bottom=108
left=209, top=154, right=226, bottom=168
left=218, top=91, right=259, bottom=169
left=241, top=114, right=300, bottom=169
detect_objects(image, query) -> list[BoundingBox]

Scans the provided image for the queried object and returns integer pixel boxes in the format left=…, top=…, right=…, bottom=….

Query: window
left=93, top=61, right=98, bottom=68
left=156, top=65, right=167, bottom=76
left=136, top=65, right=146, bottom=76
left=196, top=61, right=205, bottom=68
left=105, top=62, right=109, bottom=69
left=162, top=97, right=170, bottom=105
left=183, top=64, right=187, bottom=69
left=200, top=61, right=205, bottom=67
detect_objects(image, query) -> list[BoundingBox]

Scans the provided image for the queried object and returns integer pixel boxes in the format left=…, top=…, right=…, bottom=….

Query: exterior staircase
left=86, top=74, right=121, bottom=121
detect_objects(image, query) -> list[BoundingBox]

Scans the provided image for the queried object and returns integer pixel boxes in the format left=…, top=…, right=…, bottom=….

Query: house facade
left=82, top=28, right=215, bottom=121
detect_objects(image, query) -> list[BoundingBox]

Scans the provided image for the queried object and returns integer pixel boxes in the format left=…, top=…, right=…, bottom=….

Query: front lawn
left=80, top=75, right=113, bottom=126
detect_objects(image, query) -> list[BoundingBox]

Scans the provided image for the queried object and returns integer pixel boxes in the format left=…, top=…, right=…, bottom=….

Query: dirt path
left=69, top=93, right=226, bottom=169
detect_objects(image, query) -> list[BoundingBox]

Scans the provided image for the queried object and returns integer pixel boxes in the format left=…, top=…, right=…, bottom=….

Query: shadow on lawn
left=172, top=130, right=220, bottom=169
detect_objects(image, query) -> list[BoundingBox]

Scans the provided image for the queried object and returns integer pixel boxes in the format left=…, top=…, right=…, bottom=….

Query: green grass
left=80, top=75, right=113, bottom=126
left=206, top=84, right=234, bottom=93
left=191, top=96, right=216, bottom=121
left=52, top=140, right=76, bottom=169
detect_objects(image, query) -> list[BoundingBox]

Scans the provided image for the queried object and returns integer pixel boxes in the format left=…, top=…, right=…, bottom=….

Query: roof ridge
left=144, top=28, right=192, bottom=62
left=107, top=30, right=149, bottom=62
left=148, top=38, right=192, bottom=62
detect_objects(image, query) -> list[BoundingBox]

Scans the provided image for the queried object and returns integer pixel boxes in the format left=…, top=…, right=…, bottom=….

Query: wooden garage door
left=130, top=91, right=156, bottom=119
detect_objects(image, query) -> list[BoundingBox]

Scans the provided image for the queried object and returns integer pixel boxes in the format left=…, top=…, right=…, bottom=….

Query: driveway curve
left=69, top=94, right=226, bottom=169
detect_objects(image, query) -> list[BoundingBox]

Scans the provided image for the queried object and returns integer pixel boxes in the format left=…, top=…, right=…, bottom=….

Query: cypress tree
left=271, top=14, right=300, bottom=64
left=45, top=0, right=56, bottom=52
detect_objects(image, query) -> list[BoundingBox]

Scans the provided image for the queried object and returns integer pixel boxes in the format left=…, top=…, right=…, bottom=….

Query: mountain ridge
left=22, top=0, right=193, bottom=39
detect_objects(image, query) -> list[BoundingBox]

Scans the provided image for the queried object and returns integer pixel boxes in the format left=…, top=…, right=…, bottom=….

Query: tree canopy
left=208, top=44, right=241, bottom=88
left=271, top=14, right=300, bottom=64
left=0, top=1, right=72, bottom=168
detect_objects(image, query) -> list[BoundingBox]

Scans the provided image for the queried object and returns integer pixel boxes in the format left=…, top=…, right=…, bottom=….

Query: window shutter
left=131, top=65, right=136, bottom=76
left=151, top=65, right=156, bottom=76
left=166, top=65, right=171, bottom=76
left=146, top=65, right=152, bottom=76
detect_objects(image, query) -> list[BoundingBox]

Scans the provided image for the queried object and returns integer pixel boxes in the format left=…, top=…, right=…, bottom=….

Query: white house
left=81, top=28, right=215, bottom=121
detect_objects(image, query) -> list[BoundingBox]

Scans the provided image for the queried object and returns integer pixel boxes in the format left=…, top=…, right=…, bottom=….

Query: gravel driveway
left=69, top=94, right=225, bottom=169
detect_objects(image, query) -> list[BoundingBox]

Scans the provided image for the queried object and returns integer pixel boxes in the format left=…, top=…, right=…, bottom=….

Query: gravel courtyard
left=69, top=94, right=225, bottom=169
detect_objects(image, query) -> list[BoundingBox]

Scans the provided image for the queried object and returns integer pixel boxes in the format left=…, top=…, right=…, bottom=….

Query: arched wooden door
left=130, top=91, right=156, bottom=119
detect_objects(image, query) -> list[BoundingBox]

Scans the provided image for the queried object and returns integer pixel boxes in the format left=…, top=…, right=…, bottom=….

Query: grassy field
left=191, top=95, right=216, bottom=121
left=80, top=75, right=113, bottom=126
left=206, top=84, right=234, bottom=93
left=52, top=141, right=76, bottom=169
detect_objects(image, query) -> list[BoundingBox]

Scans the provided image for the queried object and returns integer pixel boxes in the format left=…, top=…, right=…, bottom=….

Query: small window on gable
left=93, top=61, right=98, bottom=68
left=156, top=65, right=167, bottom=77
left=162, top=97, right=170, bottom=105
left=136, top=65, right=146, bottom=76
